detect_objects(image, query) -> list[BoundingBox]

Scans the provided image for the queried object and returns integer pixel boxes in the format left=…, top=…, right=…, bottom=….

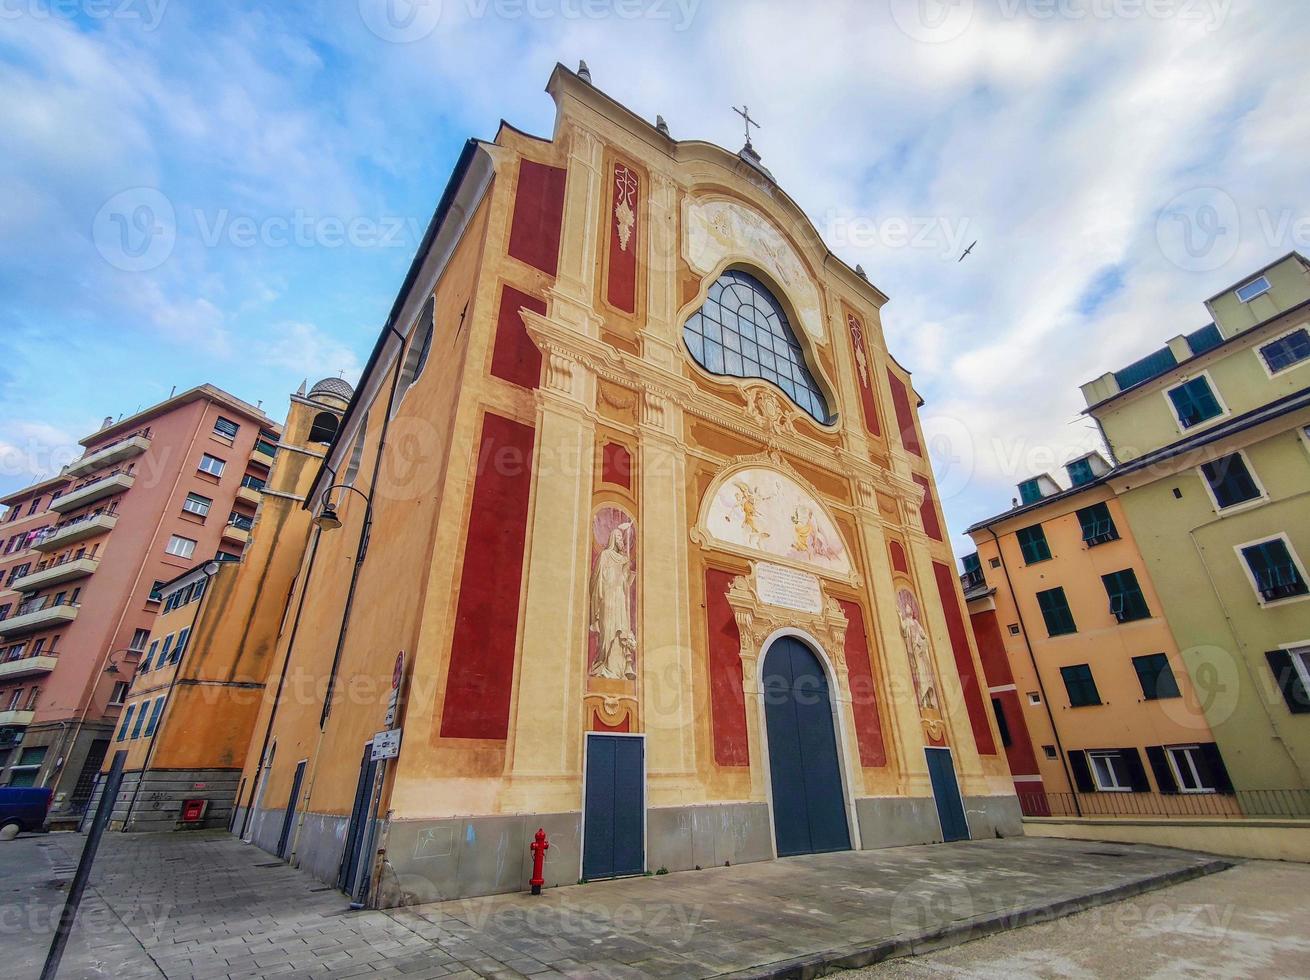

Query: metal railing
left=70, top=426, right=152, bottom=465
left=66, top=466, right=134, bottom=495
left=1020, top=788, right=1310, bottom=820
left=45, top=505, right=119, bottom=538
left=13, top=594, right=81, bottom=616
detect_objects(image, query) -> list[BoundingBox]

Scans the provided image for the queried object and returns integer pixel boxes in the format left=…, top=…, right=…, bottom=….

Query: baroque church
left=235, top=63, right=1020, bottom=906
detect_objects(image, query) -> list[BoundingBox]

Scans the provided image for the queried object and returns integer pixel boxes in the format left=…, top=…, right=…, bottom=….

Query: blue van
left=0, top=786, right=52, bottom=835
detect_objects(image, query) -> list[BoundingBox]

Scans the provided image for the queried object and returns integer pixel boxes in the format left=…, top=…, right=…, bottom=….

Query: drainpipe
left=985, top=525, right=1082, bottom=817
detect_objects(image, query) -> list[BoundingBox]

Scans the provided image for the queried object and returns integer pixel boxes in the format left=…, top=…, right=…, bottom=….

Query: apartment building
left=0, top=385, right=279, bottom=820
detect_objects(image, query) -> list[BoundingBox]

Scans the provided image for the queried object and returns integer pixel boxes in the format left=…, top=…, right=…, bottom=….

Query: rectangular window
left=990, top=697, right=1012, bottom=747
left=159, top=635, right=174, bottom=663
left=213, top=417, right=240, bottom=439
left=1017, top=524, right=1052, bottom=564
left=1133, top=653, right=1181, bottom=700
left=0, top=604, right=8, bottom=621
left=1103, top=568, right=1151, bottom=622
left=1066, top=457, right=1095, bottom=486
left=141, top=640, right=158, bottom=672
left=171, top=627, right=190, bottom=663
left=1259, top=327, right=1310, bottom=374
left=1061, top=663, right=1101, bottom=707
left=24, top=688, right=39, bottom=710
left=1037, top=587, right=1077, bottom=636
left=1089, top=750, right=1133, bottom=791
left=1166, top=745, right=1215, bottom=793
left=215, top=551, right=240, bottom=563
left=240, top=474, right=266, bottom=491
left=1018, top=478, right=1043, bottom=505
left=109, top=680, right=129, bottom=705
left=182, top=492, right=213, bottom=517
left=1235, top=275, right=1271, bottom=303
left=116, top=704, right=135, bottom=741
left=144, top=697, right=166, bottom=736
left=254, top=438, right=279, bottom=457
left=6, top=689, right=22, bottom=710
left=26, top=498, right=41, bottom=516
left=165, top=535, right=197, bottom=559
left=198, top=454, right=226, bottom=477
left=962, top=553, right=985, bottom=590
left=1266, top=646, right=1310, bottom=714
left=1167, top=376, right=1224, bottom=429
left=1076, top=502, right=1119, bottom=546
left=129, top=628, right=150, bottom=652
left=1201, top=453, right=1262, bottom=509
left=1241, top=537, right=1309, bottom=603
left=148, top=581, right=164, bottom=603
left=130, top=703, right=148, bottom=739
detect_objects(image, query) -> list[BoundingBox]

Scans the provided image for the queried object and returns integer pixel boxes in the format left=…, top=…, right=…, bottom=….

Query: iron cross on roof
left=733, top=104, right=759, bottom=149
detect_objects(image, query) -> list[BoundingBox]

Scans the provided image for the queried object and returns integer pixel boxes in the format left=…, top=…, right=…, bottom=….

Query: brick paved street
left=3, top=830, right=1228, bottom=979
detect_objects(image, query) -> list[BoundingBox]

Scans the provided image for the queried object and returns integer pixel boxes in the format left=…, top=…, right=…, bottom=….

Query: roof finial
left=296, top=379, right=307, bottom=396
left=577, top=60, right=592, bottom=84
left=656, top=114, right=670, bottom=137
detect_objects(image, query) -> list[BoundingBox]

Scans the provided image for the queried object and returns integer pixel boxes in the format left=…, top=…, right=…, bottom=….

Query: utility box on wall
left=179, top=798, right=208, bottom=826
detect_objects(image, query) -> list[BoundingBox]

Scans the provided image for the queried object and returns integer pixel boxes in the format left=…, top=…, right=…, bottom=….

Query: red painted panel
left=606, top=163, right=638, bottom=313
left=440, top=413, right=536, bottom=740
left=507, top=159, right=567, bottom=276
left=705, top=567, right=749, bottom=766
left=889, top=540, right=910, bottom=575
left=601, top=442, right=632, bottom=490
left=932, top=560, right=996, bottom=755
left=970, top=608, right=1015, bottom=687
left=887, top=370, right=922, bottom=456
left=593, top=711, right=631, bottom=733
left=846, top=314, right=881, bottom=437
left=1016, top=779, right=1050, bottom=816
left=996, top=689, right=1041, bottom=776
left=913, top=474, right=943, bottom=541
left=838, top=599, right=887, bottom=767
left=490, top=285, right=546, bottom=389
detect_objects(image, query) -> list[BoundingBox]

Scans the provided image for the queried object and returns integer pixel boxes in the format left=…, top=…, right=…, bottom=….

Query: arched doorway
left=762, top=636, right=851, bottom=856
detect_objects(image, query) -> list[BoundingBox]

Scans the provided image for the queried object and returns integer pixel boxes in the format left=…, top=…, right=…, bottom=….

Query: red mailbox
left=179, top=799, right=208, bottom=824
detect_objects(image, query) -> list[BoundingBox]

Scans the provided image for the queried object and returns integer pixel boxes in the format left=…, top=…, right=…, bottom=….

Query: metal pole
left=41, top=750, right=127, bottom=980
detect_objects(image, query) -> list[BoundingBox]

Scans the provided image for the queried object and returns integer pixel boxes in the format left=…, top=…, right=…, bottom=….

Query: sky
left=2, top=0, right=1308, bottom=559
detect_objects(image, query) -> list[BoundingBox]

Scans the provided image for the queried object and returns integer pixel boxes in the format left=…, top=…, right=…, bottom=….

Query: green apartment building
left=1080, top=252, right=1310, bottom=796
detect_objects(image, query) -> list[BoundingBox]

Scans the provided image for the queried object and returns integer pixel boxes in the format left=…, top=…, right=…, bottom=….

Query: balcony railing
left=0, top=598, right=79, bottom=637
left=1019, top=789, right=1310, bottom=820
left=10, top=556, right=99, bottom=593
left=33, top=509, right=118, bottom=552
left=49, top=468, right=135, bottom=513
left=63, top=428, right=152, bottom=478
left=0, top=654, right=58, bottom=681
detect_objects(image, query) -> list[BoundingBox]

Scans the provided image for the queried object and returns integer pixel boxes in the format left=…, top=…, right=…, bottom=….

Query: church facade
left=235, top=64, right=1019, bottom=906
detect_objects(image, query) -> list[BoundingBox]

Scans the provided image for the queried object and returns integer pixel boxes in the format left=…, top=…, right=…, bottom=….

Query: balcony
left=0, top=710, right=34, bottom=727
left=221, top=524, right=250, bottom=545
left=251, top=448, right=276, bottom=469
left=0, top=656, right=57, bottom=681
left=0, top=600, right=79, bottom=637
left=10, top=557, right=98, bottom=593
left=34, top=512, right=118, bottom=552
left=49, top=471, right=135, bottom=513
left=64, top=431, right=151, bottom=478
left=236, top=485, right=261, bottom=506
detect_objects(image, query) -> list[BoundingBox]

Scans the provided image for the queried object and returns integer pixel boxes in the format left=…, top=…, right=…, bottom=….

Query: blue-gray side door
left=583, top=734, right=644, bottom=879
left=925, top=747, right=969, bottom=842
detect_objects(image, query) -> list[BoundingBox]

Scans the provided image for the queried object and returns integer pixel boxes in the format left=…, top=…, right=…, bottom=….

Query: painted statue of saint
left=897, top=590, right=939, bottom=711
left=589, top=521, right=637, bottom=680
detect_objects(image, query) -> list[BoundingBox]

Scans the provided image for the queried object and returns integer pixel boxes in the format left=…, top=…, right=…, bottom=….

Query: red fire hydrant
left=529, top=828, right=549, bottom=895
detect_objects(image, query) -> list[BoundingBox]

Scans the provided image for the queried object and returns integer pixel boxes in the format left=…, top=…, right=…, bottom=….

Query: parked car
left=0, top=786, right=52, bottom=837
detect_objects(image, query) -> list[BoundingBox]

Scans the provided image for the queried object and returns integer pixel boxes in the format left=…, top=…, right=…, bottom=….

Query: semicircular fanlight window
left=682, top=270, right=833, bottom=424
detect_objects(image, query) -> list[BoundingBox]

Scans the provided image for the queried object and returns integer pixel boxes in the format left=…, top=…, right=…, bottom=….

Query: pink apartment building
left=0, top=384, right=279, bottom=820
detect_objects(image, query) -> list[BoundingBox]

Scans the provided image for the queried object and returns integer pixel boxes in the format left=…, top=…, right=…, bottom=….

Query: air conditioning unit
left=179, top=798, right=208, bottom=825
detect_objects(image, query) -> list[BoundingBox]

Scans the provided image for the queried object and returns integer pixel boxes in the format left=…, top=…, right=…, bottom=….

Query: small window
left=1266, top=646, right=1310, bottom=714
left=198, top=454, right=226, bottom=477
left=395, top=297, right=435, bottom=410
left=1240, top=537, right=1309, bottom=604
left=159, top=635, right=174, bottom=662
left=1076, top=502, right=1119, bottom=546
left=1007, top=623, right=1021, bottom=636
left=171, top=627, right=190, bottom=663
left=213, top=417, right=240, bottom=439
left=165, top=535, right=197, bottom=559
left=1042, top=744, right=1057, bottom=759
left=307, top=412, right=339, bottom=445
left=182, top=492, right=213, bottom=517
left=989, top=557, right=1001, bottom=569
left=129, top=628, right=150, bottom=652
left=144, top=697, right=166, bottom=736
left=1235, top=275, right=1271, bottom=303
left=141, top=640, right=158, bottom=672
left=1037, top=587, right=1077, bottom=637
left=962, top=553, right=985, bottom=590
left=1167, top=376, right=1224, bottom=429
left=1258, top=327, right=1310, bottom=374
left=1103, top=568, right=1151, bottom=623
left=1016, top=524, right=1052, bottom=564
left=130, top=703, right=148, bottom=739
left=1060, top=663, right=1101, bottom=707
left=1132, top=653, right=1181, bottom=700
left=1166, top=745, right=1215, bottom=793
left=24, top=687, right=39, bottom=710
left=27, top=497, right=42, bottom=516
left=215, top=551, right=240, bottom=563
left=1066, top=458, right=1095, bottom=487
left=990, top=697, right=1013, bottom=747
left=241, top=474, right=266, bottom=492
left=109, top=680, right=129, bottom=705
left=148, top=580, right=164, bottom=603
left=1018, top=478, right=1043, bottom=505
left=1089, top=750, right=1133, bottom=791
left=116, top=704, right=136, bottom=741
left=1201, top=453, right=1262, bottom=509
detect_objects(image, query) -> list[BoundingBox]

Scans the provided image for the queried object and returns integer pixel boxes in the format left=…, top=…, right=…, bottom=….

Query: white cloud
left=257, top=321, right=364, bottom=386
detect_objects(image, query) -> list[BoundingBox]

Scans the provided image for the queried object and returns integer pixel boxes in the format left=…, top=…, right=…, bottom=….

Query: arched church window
left=392, top=297, right=435, bottom=414
left=307, top=412, right=339, bottom=445
left=682, top=270, right=833, bottom=424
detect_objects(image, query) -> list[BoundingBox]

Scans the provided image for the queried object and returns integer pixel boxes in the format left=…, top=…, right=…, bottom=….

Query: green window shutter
left=1197, top=742, right=1234, bottom=794
left=1145, top=746, right=1178, bottom=794
left=1017, top=524, right=1051, bottom=564
left=1075, top=502, right=1118, bottom=546
left=1132, top=653, right=1179, bottom=700
left=1242, top=540, right=1309, bottom=602
left=1103, top=569, right=1150, bottom=622
left=1121, top=748, right=1151, bottom=792
left=116, top=705, right=135, bottom=741
left=1067, top=750, right=1095, bottom=792
left=1037, top=587, right=1077, bottom=636
left=1201, top=454, right=1260, bottom=508
left=1060, top=663, right=1100, bottom=706
left=1265, top=650, right=1310, bottom=714
left=1168, top=377, right=1222, bottom=428
left=1019, top=479, right=1043, bottom=504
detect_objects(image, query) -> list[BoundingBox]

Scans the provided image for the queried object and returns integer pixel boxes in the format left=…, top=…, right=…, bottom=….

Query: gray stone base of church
left=236, top=794, right=1024, bottom=908
left=82, top=767, right=241, bottom=833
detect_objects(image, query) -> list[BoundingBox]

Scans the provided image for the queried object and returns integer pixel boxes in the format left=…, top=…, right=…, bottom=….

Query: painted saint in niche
left=731, top=480, right=773, bottom=549
left=588, top=508, right=637, bottom=681
left=896, top=588, right=939, bottom=712
left=789, top=505, right=842, bottom=563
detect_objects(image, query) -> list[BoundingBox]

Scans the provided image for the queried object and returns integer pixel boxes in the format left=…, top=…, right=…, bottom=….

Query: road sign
left=385, top=651, right=405, bottom=727
left=372, top=728, right=402, bottom=761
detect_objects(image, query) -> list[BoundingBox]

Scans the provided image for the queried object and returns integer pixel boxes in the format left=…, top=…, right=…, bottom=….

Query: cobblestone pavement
left=2, top=830, right=1228, bottom=979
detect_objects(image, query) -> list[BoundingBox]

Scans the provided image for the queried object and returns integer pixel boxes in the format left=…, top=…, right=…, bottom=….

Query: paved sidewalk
left=3, top=831, right=1228, bottom=979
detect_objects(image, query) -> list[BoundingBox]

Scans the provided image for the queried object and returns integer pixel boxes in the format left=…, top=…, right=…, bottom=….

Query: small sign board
left=385, top=651, right=405, bottom=727
left=371, top=728, right=402, bottom=761
left=755, top=561, right=823, bottom=614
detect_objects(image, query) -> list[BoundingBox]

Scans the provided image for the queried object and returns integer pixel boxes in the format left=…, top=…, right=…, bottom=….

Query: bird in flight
left=958, top=240, right=977, bottom=262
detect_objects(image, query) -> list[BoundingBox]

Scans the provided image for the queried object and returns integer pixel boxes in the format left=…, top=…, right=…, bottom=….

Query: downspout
left=985, top=525, right=1082, bottom=816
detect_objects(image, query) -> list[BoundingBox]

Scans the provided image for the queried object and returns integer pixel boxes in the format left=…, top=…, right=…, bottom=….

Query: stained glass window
left=682, top=270, right=833, bottom=424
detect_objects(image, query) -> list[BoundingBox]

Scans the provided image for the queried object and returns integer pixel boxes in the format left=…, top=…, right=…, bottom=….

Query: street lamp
left=313, top=484, right=370, bottom=533
left=310, top=483, right=374, bottom=728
